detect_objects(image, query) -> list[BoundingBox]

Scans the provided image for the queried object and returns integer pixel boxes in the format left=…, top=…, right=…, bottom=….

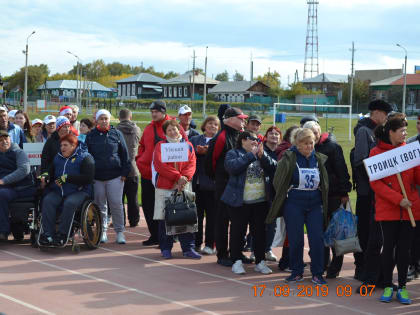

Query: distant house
left=301, top=73, right=348, bottom=103
left=208, top=80, right=270, bottom=103
left=37, top=80, right=112, bottom=100
left=355, top=69, right=402, bottom=84
left=116, top=73, right=167, bottom=99
left=161, top=71, right=218, bottom=100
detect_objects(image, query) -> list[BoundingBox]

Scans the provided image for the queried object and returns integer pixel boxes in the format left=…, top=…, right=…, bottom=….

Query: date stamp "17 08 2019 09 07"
left=252, top=284, right=376, bottom=298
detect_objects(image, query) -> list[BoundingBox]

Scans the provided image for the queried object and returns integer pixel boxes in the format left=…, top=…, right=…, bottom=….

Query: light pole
left=396, top=43, right=407, bottom=114
left=67, top=51, right=81, bottom=106
left=24, top=30, right=36, bottom=112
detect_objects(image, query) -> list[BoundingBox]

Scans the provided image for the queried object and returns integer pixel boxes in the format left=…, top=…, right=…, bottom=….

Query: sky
left=1, top=0, right=420, bottom=86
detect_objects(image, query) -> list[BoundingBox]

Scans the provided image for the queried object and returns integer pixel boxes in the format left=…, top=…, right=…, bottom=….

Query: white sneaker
left=116, top=232, right=126, bottom=244
left=249, top=252, right=256, bottom=262
left=100, top=232, right=108, bottom=243
left=265, top=251, right=278, bottom=262
left=232, top=259, right=246, bottom=274
left=255, top=261, right=273, bottom=274
left=201, top=246, right=215, bottom=255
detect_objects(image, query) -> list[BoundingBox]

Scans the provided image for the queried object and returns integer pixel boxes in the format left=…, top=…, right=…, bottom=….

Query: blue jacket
left=221, top=147, right=277, bottom=207
left=51, top=144, right=94, bottom=197
left=85, top=126, right=131, bottom=181
left=7, top=123, right=26, bottom=148
left=190, top=134, right=216, bottom=191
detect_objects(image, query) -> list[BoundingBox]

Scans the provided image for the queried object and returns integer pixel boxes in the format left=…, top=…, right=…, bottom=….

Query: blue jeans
left=283, top=197, right=324, bottom=277
left=41, top=190, right=89, bottom=237
left=158, top=220, right=195, bottom=253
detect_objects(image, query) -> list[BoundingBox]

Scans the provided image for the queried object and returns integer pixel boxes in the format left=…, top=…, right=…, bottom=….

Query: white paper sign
left=161, top=142, right=189, bottom=163
left=23, top=143, right=44, bottom=166
left=363, top=141, right=420, bottom=181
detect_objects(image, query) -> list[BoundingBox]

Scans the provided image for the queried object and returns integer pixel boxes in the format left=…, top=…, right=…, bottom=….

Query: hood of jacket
left=117, top=120, right=138, bottom=135
left=354, top=117, right=377, bottom=136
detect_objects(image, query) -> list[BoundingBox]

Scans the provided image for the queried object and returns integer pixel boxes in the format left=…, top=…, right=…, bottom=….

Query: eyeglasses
left=246, top=136, right=259, bottom=142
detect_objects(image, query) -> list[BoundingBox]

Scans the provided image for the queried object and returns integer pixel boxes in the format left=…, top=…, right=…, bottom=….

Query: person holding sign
left=369, top=114, right=420, bottom=304
left=266, top=128, right=329, bottom=285
left=152, top=119, right=200, bottom=260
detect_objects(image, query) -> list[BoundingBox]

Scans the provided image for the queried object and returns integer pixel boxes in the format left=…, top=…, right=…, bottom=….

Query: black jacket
left=190, top=134, right=216, bottom=191
left=41, top=131, right=60, bottom=174
left=315, top=133, right=351, bottom=197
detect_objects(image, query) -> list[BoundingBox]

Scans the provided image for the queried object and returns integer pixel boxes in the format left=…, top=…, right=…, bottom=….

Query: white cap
left=178, top=105, right=192, bottom=115
left=43, top=115, right=56, bottom=124
left=31, top=118, right=43, bottom=126
left=8, top=109, right=18, bottom=118
left=0, top=106, right=7, bottom=113
left=96, top=109, right=111, bottom=121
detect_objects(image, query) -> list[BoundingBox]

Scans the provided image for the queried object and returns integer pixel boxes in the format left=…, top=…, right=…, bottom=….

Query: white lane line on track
left=0, top=250, right=221, bottom=315
left=99, top=247, right=375, bottom=315
left=0, top=292, right=56, bottom=315
left=125, top=230, right=150, bottom=237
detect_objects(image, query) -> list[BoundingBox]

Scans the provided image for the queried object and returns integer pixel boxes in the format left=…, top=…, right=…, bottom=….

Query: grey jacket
left=0, top=143, right=31, bottom=186
left=116, top=120, right=141, bottom=177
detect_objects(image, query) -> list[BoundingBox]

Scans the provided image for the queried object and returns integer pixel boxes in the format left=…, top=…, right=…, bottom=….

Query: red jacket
left=370, top=140, right=420, bottom=221
left=135, top=115, right=186, bottom=180
left=152, top=139, right=196, bottom=189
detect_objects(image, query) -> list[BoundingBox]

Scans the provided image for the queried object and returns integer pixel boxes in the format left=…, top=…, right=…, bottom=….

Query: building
left=355, top=69, right=402, bottom=83
left=208, top=80, right=270, bottom=103
left=37, top=80, right=112, bottom=100
left=161, top=71, right=218, bottom=100
left=301, top=73, right=348, bottom=104
left=115, top=73, right=167, bottom=99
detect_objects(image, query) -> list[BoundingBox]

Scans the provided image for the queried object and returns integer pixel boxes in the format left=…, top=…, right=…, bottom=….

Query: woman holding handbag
left=370, top=114, right=420, bottom=304
left=153, top=119, right=200, bottom=260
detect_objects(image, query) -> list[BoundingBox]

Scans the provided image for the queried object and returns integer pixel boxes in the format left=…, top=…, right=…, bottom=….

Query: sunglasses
left=246, top=136, right=259, bottom=142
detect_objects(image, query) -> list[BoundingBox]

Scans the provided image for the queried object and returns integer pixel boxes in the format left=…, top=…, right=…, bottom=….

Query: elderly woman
left=221, top=131, right=277, bottom=275
left=39, top=134, right=95, bottom=246
left=14, top=110, right=35, bottom=143
left=153, top=119, right=200, bottom=259
left=267, top=128, right=329, bottom=285
left=85, top=109, right=130, bottom=244
left=190, top=115, right=220, bottom=254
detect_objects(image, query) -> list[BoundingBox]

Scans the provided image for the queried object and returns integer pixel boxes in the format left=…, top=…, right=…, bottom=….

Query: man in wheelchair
left=0, top=130, right=35, bottom=241
left=39, top=133, right=95, bottom=246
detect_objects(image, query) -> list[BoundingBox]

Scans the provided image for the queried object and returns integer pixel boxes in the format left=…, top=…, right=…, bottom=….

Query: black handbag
left=164, top=191, right=197, bottom=226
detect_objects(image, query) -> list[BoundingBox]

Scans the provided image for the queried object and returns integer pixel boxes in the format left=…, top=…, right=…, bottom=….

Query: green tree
left=164, top=71, right=179, bottom=79
left=282, top=82, right=314, bottom=99
left=215, top=70, right=229, bottom=81
left=6, top=64, right=50, bottom=94
left=233, top=71, right=244, bottom=81
left=342, top=78, right=370, bottom=111
left=256, top=71, right=282, bottom=97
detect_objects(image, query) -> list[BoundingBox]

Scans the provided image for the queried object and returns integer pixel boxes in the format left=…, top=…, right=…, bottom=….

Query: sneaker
left=265, top=251, right=277, bottom=262
left=326, top=271, right=339, bottom=279
left=254, top=261, right=273, bottom=274
left=249, top=252, right=256, bottom=262
left=142, top=238, right=158, bottom=246
left=161, top=250, right=172, bottom=259
left=312, top=275, right=327, bottom=285
left=285, top=274, right=304, bottom=283
left=53, top=233, right=67, bottom=247
left=232, top=259, right=246, bottom=274
left=129, top=222, right=139, bottom=228
left=116, top=232, right=126, bottom=244
left=183, top=249, right=202, bottom=259
left=396, top=287, right=411, bottom=304
left=201, top=246, right=215, bottom=255
left=100, top=232, right=108, bottom=243
left=241, top=253, right=253, bottom=264
left=380, top=287, right=394, bottom=303
left=39, top=234, right=53, bottom=246
left=217, top=257, right=233, bottom=267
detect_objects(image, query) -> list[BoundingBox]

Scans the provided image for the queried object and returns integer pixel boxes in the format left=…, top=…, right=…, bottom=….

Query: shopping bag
left=164, top=190, right=197, bottom=226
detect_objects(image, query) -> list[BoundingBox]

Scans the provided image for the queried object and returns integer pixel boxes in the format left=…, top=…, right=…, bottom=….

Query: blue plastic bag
left=324, top=204, right=358, bottom=247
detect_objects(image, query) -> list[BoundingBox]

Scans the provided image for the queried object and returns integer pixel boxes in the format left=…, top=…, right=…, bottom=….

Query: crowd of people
left=1, top=99, right=420, bottom=304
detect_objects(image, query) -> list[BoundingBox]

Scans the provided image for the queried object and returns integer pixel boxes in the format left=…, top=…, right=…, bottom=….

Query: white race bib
left=296, top=163, right=320, bottom=191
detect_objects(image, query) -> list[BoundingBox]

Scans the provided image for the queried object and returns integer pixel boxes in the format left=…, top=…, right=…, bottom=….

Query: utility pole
left=250, top=52, right=253, bottom=100
left=349, top=41, right=355, bottom=113
left=203, top=46, right=208, bottom=118
left=396, top=44, right=407, bottom=114
left=24, top=30, right=36, bottom=112
left=191, top=50, right=196, bottom=101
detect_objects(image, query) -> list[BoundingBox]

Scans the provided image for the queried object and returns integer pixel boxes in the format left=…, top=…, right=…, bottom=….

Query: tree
left=342, top=78, right=370, bottom=112
left=164, top=71, right=179, bottom=79
left=6, top=64, right=50, bottom=94
left=233, top=71, right=244, bottom=81
left=256, top=71, right=282, bottom=97
left=106, top=62, right=131, bottom=76
left=282, top=82, right=314, bottom=99
left=215, top=70, right=229, bottom=81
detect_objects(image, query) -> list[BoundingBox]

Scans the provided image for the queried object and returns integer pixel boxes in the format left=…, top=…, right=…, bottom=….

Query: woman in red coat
left=370, top=114, right=420, bottom=304
left=152, top=120, right=200, bottom=260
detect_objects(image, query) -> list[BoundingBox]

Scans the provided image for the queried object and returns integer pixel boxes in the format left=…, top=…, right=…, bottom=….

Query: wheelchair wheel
left=80, top=201, right=102, bottom=249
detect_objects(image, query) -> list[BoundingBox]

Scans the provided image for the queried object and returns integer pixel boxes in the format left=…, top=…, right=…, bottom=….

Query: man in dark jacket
left=0, top=130, right=35, bottom=241
left=205, top=107, right=248, bottom=266
left=0, top=106, right=25, bottom=148
left=353, top=100, right=392, bottom=286
left=178, top=105, right=199, bottom=139
left=117, top=109, right=141, bottom=227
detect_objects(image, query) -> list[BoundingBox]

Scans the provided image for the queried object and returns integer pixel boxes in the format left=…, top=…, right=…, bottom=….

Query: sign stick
left=396, top=173, right=416, bottom=227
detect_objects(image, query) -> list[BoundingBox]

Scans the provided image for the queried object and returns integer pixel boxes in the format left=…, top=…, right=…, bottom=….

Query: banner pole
left=396, top=173, right=416, bottom=227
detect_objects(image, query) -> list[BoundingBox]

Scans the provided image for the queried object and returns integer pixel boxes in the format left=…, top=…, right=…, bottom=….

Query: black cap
left=0, top=130, right=9, bottom=137
left=224, top=107, right=249, bottom=119
left=300, top=115, right=319, bottom=127
left=247, top=114, right=262, bottom=124
left=368, top=99, right=393, bottom=113
left=149, top=100, right=166, bottom=113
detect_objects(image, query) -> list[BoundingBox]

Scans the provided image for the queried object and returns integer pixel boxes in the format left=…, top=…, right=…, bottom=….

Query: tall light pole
left=67, top=51, right=81, bottom=106
left=203, top=46, right=208, bottom=118
left=396, top=43, right=407, bottom=114
left=24, top=30, right=36, bottom=112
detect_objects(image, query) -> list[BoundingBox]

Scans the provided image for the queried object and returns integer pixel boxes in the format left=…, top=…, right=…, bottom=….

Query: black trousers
left=215, top=184, right=230, bottom=260
left=409, top=224, right=420, bottom=265
left=141, top=178, right=158, bottom=241
left=195, top=188, right=216, bottom=248
left=363, top=214, right=384, bottom=283
left=122, top=176, right=140, bottom=226
left=324, top=196, right=344, bottom=275
left=380, top=221, right=415, bottom=288
left=228, top=202, right=268, bottom=265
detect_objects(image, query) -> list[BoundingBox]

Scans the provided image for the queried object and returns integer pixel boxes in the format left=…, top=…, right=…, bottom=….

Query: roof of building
left=301, top=73, right=348, bottom=84
left=355, top=69, right=402, bottom=83
left=162, top=71, right=219, bottom=85
left=370, top=73, right=420, bottom=86
left=115, top=73, right=168, bottom=84
left=37, top=80, right=111, bottom=92
left=208, top=80, right=267, bottom=93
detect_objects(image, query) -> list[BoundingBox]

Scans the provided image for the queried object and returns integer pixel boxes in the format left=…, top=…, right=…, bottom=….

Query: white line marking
left=0, top=250, right=220, bottom=315
left=0, top=292, right=56, bottom=315
left=125, top=230, right=150, bottom=237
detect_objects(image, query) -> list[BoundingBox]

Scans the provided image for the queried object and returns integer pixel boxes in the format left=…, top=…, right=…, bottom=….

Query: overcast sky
left=1, top=0, right=420, bottom=86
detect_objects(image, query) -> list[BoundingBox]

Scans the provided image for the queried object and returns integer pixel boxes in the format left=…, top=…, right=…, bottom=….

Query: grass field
left=27, top=106, right=419, bottom=207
